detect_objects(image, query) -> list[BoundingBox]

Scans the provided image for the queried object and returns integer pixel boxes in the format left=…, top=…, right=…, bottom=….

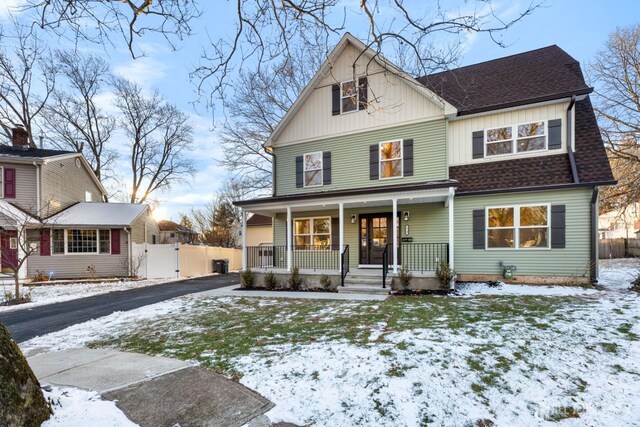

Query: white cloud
left=113, top=56, right=169, bottom=88
left=0, top=0, right=25, bottom=20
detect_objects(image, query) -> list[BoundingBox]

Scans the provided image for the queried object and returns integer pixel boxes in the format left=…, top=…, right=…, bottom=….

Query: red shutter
left=40, top=229, right=51, bottom=256
left=4, top=167, right=16, bottom=198
left=111, top=229, right=121, bottom=255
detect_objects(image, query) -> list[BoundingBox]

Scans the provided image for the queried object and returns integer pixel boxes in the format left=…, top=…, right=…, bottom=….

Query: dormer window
left=341, top=81, right=358, bottom=114
left=485, top=121, right=547, bottom=157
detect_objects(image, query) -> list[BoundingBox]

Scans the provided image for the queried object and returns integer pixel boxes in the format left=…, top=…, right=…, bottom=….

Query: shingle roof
left=157, top=219, right=192, bottom=233
left=419, top=45, right=592, bottom=116
left=0, top=145, right=75, bottom=159
left=247, top=214, right=272, bottom=226
left=450, top=97, right=615, bottom=194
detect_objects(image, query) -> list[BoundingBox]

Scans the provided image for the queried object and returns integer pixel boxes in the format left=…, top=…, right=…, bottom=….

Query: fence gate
left=132, top=243, right=180, bottom=279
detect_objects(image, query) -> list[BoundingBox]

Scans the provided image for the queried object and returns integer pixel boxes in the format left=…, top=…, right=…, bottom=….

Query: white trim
left=286, top=207, right=292, bottom=271
left=0, top=165, right=4, bottom=199
left=379, top=139, right=404, bottom=180
left=303, top=151, right=323, bottom=188
left=50, top=228, right=112, bottom=255
left=448, top=187, right=455, bottom=269
left=484, top=120, right=548, bottom=158
left=447, top=97, right=573, bottom=121
left=392, top=199, right=398, bottom=273
left=339, top=202, right=344, bottom=273
left=241, top=209, right=247, bottom=270
left=485, top=203, right=551, bottom=250
left=339, top=79, right=360, bottom=114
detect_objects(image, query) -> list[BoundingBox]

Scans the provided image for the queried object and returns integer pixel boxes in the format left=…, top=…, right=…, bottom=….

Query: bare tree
left=591, top=24, right=640, bottom=213
left=0, top=21, right=55, bottom=146
left=42, top=50, right=117, bottom=183
left=113, top=78, right=196, bottom=203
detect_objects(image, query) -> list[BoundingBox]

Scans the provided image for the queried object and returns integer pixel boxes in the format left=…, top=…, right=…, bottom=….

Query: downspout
left=566, top=95, right=580, bottom=184
left=33, top=161, right=41, bottom=213
left=124, top=227, right=132, bottom=277
left=264, top=146, right=276, bottom=196
left=590, top=188, right=599, bottom=283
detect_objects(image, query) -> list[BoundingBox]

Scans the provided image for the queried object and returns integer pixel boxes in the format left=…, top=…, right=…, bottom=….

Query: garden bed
left=234, top=286, right=338, bottom=293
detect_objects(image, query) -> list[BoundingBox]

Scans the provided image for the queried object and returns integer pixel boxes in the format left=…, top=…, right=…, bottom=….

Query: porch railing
left=400, top=243, right=449, bottom=272
left=245, top=245, right=341, bottom=270
left=340, top=245, right=349, bottom=286
left=382, top=243, right=389, bottom=288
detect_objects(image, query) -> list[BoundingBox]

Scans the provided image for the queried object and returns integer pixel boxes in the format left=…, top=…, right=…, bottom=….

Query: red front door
left=1, top=231, right=18, bottom=270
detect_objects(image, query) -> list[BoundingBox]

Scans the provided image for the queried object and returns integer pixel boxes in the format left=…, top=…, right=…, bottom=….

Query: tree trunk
left=0, top=322, right=51, bottom=426
left=14, top=274, right=20, bottom=300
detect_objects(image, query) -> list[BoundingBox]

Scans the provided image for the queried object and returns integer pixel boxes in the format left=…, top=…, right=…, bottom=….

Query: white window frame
left=484, top=121, right=548, bottom=158
left=485, top=203, right=551, bottom=250
left=293, top=216, right=332, bottom=251
left=85, top=191, right=93, bottom=202
left=303, top=151, right=323, bottom=188
left=0, top=165, right=4, bottom=199
left=379, top=139, right=404, bottom=180
left=340, top=80, right=359, bottom=114
left=51, top=228, right=111, bottom=255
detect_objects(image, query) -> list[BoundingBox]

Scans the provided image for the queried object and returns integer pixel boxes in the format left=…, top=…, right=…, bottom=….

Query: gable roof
left=157, top=219, right=193, bottom=233
left=247, top=214, right=272, bottom=226
left=418, top=45, right=592, bottom=116
left=45, top=202, right=149, bottom=227
left=266, top=33, right=457, bottom=147
left=0, top=145, right=76, bottom=160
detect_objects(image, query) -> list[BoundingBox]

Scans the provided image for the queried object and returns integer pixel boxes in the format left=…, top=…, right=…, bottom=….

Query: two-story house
left=0, top=127, right=159, bottom=279
left=234, top=34, right=615, bottom=288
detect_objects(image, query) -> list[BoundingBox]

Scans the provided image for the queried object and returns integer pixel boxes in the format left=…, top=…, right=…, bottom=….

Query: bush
left=264, top=271, right=279, bottom=290
left=320, top=274, right=332, bottom=290
left=435, top=261, right=456, bottom=290
left=398, top=265, right=413, bottom=289
left=240, top=268, right=255, bottom=288
left=631, top=272, right=640, bottom=292
left=288, top=267, right=305, bottom=291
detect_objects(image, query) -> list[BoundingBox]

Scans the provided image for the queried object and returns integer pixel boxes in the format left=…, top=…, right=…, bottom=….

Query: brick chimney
left=11, top=126, right=29, bottom=148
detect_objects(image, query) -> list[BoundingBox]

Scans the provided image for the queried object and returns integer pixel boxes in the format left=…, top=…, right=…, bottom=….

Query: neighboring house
left=598, top=203, right=640, bottom=239
left=234, top=34, right=615, bottom=287
left=0, top=127, right=158, bottom=279
left=157, top=219, right=198, bottom=244
left=246, top=214, right=273, bottom=247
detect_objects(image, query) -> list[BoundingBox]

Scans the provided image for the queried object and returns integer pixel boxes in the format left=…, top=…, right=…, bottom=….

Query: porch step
left=343, top=276, right=390, bottom=286
left=337, top=285, right=391, bottom=295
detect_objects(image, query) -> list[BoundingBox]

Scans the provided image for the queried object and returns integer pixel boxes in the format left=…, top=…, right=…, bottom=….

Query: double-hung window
left=487, top=205, right=549, bottom=249
left=379, top=140, right=403, bottom=179
left=303, top=152, right=322, bottom=187
left=485, top=121, right=547, bottom=156
left=294, top=217, right=331, bottom=250
left=341, top=81, right=358, bottom=113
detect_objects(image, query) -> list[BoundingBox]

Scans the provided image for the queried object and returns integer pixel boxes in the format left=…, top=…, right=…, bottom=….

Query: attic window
left=341, top=81, right=358, bottom=113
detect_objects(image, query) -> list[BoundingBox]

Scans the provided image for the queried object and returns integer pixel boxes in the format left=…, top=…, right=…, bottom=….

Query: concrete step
left=343, top=276, right=389, bottom=285
left=337, top=285, right=391, bottom=295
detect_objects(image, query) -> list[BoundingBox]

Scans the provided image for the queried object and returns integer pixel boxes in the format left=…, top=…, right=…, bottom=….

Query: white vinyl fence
left=132, top=243, right=242, bottom=279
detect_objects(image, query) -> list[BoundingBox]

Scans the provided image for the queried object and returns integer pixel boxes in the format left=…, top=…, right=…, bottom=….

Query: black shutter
left=295, top=155, right=303, bottom=188
left=403, top=139, right=414, bottom=176
left=473, top=209, right=485, bottom=249
left=472, top=131, right=484, bottom=159
left=323, top=151, right=332, bottom=185
left=358, top=77, right=368, bottom=111
left=551, top=205, right=566, bottom=248
left=331, top=217, right=339, bottom=250
left=332, top=84, right=341, bottom=116
left=548, top=119, right=562, bottom=149
left=369, top=144, right=379, bottom=180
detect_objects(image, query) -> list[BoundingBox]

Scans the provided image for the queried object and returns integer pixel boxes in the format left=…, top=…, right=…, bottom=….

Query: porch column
left=392, top=198, right=398, bottom=273
left=241, top=209, right=247, bottom=271
left=339, top=202, right=344, bottom=273
left=448, top=186, right=455, bottom=270
left=286, top=206, right=292, bottom=271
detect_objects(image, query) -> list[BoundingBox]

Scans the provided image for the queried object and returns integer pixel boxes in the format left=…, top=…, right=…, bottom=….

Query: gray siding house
left=0, top=127, right=158, bottom=279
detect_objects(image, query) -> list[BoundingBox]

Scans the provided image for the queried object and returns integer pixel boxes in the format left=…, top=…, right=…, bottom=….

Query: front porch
left=238, top=183, right=456, bottom=289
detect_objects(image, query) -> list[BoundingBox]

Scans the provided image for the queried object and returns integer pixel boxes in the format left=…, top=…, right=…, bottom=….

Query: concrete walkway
left=198, top=285, right=389, bottom=300
left=28, top=348, right=274, bottom=427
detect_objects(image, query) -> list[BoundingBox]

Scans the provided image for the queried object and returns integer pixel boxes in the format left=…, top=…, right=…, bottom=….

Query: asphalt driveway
left=0, top=273, right=239, bottom=343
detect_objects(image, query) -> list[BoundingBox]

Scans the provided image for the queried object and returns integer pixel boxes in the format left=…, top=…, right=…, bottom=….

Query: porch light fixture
left=404, top=211, right=410, bottom=221
left=350, top=214, right=356, bottom=224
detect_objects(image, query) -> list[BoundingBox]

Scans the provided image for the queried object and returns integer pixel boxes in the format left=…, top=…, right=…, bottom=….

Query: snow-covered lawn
left=0, top=276, right=200, bottom=313
left=21, top=259, right=640, bottom=426
left=42, top=387, right=136, bottom=427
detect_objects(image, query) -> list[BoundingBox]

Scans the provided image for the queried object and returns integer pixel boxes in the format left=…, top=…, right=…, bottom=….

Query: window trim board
left=50, top=228, right=112, bottom=256
left=292, top=216, right=332, bottom=251
left=302, top=151, right=323, bottom=188
left=485, top=203, right=551, bottom=251
left=378, top=138, right=404, bottom=180
left=484, top=120, right=549, bottom=158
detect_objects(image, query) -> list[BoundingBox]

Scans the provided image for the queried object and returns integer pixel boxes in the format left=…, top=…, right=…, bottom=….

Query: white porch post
left=448, top=187, right=455, bottom=287
left=392, top=198, right=398, bottom=273
left=339, top=202, right=344, bottom=273
left=286, top=206, right=292, bottom=271
left=241, top=209, right=247, bottom=271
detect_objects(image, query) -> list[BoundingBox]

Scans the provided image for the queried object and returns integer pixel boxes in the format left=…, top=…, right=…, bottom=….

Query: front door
left=1, top=231, right=18, bottom=271
left=359, top=213, right=399, bottom=265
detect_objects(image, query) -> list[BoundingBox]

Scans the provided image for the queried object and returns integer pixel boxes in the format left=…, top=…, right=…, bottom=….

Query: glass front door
left=358, top=213, right=399, bottom=265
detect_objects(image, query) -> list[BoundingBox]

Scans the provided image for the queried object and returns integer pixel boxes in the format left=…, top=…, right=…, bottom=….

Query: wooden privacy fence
left=132, top=243, right=242, bottom=279
left=599, top=238, right=640, bottom=259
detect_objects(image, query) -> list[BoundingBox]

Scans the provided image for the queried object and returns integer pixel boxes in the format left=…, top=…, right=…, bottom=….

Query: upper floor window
left=341, top=81, right=358, bottom=114
left=380, top=140, right=403, bottom=179
left=85, top=191, right=93, bottom=202
left=304, top=152, right=323, bottom=187
left=486, top=121, right=547, bottom=157
left=487, top=205, right=549, bottom=249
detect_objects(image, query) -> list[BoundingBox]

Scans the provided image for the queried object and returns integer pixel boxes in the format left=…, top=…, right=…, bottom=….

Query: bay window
left=487, top=205, right=549, bottom=249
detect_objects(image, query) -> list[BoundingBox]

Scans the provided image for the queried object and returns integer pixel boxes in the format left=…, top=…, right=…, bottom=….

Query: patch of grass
left=544, top=406, right=583, bottom=421
left=617, top=323, right=639, bottom=341
left=471, top=383, right=485, bottom=394
left=600, top=342, right=619, bottom=354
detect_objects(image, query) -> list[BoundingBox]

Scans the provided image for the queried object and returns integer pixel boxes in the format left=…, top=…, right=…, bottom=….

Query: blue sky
left=1, top=0, right=638, bottom=220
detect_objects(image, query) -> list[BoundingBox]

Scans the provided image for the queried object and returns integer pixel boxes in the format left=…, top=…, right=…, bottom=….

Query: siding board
left=40, top=157, right=103, bottom=215
left=0, top=162, right=37, bottom=212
